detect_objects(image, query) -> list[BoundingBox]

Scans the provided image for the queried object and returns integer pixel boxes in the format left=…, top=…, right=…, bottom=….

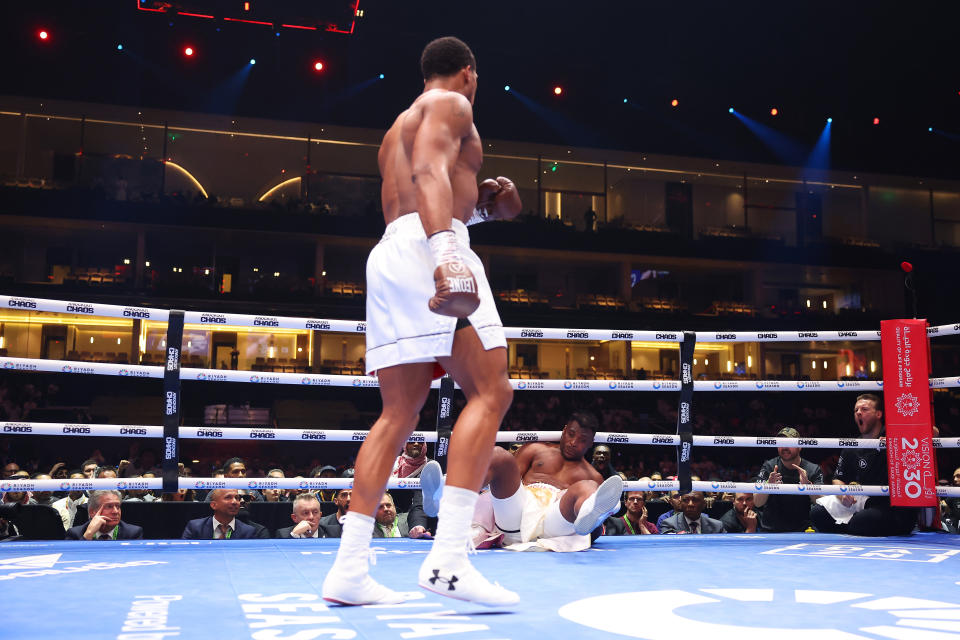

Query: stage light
left=504, top=85, right=510, bottom=91
left=928, top=126, right=933, bottom=132
left=553, top=86, right=562, bottom=96
left=249, top=58, right=256, bottom=65
left=873, top=117, right=880, bottom=125
left=379, top=73, right=385, bottom=79
left=184, top=46, right=194, bottom=57
left=623, top=98, right=627, bottom=103
left=827, top=117, right=833, bottom=123
left=314, top=61, right=324, bottom=71
left=38, top=30, right=49, bottom=40
left=728, top=107, right=734, bottom=113
left=671, top=99, right=679, bottom=107
left=770, top=108, right=778, bottom=116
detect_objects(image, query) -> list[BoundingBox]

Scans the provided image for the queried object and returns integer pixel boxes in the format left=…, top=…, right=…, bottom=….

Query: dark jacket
left=181, top=516, right=260, bottom=539
left=66, top=520, right=143, bottom=540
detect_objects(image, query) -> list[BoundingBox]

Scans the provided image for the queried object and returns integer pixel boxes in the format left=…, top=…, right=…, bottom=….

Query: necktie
left=218, top=523, right=229, bottom=539
left=98, top=533, right=111, bottom=540
left=689, top=520, right=699, bottom=534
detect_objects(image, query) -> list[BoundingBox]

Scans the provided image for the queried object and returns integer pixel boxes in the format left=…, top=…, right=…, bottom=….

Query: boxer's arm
left=513, top=443, right=542, bottom=478
left=411, top=93, right=473, bottom=238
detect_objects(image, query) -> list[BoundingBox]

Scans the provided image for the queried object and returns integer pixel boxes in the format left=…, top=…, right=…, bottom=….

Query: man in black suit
left=65, top=490, right=143, bottom=540
left=276, top=493, right=327, bottom=538
left=182, top=489, right=260, bottom=539
left=318, top=488, right=351, bottom=538
left=660, top=491, right=725, bottom=534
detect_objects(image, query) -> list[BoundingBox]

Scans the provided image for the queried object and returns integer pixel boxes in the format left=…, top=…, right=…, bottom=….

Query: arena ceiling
left=2, top=1, right=956, bottom=179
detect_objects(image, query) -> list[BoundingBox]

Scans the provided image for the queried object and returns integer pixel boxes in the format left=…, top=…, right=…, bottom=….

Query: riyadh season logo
left=711, top=481, right=720, bottom=490
left=60, top=482, right=71, bottom=490
left=896, top=393, right=920, bottom=417
left=796, top=382, right=805, bottom=389
left=2, top=362, right=14, bottom=370
left=517, top=381, right=527, bottom=389
left=564, top=381, right=573, bottom=389
left=195, top=481, right=206, bottom=489
left=196, top=372, right=207, bottom=380
left=116, top=481, right=127, bottom=490
left=299, top=481, right=309, bottom=489
left=609, top=382, right=618, bottom=389
left=249, top=375, right=260, bottom=383
left=119, top=369, right=129, bottom=376
left=62, top=365, right=72, bottom=373
left=714, top=382, right=723, bottom=390
left=652, top=382, right=662, bottom=390
left=756, top=382, right=764, bottom=389
left=248, top=481, right=259, bottom=489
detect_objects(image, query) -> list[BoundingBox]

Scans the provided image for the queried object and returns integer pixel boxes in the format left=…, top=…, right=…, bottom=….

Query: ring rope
left=3, top=477, right=960, bottom=498
left=3, top=421, right=959, bottom=449
left=3, top=357, right=958, bottom=391
left=3, top=294, right=959, bottom=342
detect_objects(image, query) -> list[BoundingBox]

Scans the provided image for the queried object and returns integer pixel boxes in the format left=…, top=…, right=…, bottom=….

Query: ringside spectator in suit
left=720, top=492, right=760, bottom=533
left=373, top=493, right=409, bottom=538
left=407, top=490, right=437, bottom=539
left=66, top=490, right=143, bottom=540
left=318, top=489, right=352, bottom=538
left=182, top=489, right=260, bottom=539
left=276, top=493, right=326, bottom=538
left=604, top=491, right=658, bottom=535
left=660, top=491, right=724, bottom=534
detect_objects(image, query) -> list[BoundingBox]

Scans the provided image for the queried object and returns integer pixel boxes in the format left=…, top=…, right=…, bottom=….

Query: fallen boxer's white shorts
left=364, top=213, right=505, bottom=375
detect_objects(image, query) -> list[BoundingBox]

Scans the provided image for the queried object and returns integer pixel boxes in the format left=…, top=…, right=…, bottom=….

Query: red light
left=671, top=99, right=679, bottom=107
left=314, top=61, right=324, bottom=71
left=553, top=86, right=562, bottom=96
left=184, top=46, right=194, bottom=56
left=873, top=117, right=880, bottom=125
left=38, top=30, right=49, bottom=40
left=770, top=108, right=778, bottom=116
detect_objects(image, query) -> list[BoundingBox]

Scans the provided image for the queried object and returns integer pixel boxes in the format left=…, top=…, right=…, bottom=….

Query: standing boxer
left=322, top=36, right=522, bottom=607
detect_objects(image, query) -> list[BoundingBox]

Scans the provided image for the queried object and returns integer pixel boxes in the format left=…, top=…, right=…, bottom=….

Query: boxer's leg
left=323, top=362, right=434, bottom=605
left=557, top=476, right=624, bottom=535
left=419, top=326, right=518, bottom=606
left=487, top=446, right=525, bottom=536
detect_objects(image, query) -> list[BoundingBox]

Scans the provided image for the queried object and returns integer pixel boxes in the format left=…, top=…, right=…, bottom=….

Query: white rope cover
left=4, top=422, right=959, bottom=449
left=4, top=294, right=959, bottom=342
left=3, top=477, right=960, bottom=498
left=4, top=356, right=959, bottom=392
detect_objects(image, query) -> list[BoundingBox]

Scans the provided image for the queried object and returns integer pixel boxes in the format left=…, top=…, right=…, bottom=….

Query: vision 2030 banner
left=880, top=319, right=938, bottom=507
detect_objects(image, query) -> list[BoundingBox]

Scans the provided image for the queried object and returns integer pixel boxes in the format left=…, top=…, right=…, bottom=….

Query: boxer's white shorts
left=364, top=213, right=505, bottom=375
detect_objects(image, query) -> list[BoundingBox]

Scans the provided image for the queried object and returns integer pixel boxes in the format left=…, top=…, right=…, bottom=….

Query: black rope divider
left=434, top=374, right=455, bottom=473
left=161, top=310, right=184, bottom=494
left=676, top=330, right=696, bottom=494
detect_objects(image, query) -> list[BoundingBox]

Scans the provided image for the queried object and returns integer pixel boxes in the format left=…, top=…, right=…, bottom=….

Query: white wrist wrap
left=427, top=230, right=460, bottom=266
left=466, top=207, right=490, bottom=226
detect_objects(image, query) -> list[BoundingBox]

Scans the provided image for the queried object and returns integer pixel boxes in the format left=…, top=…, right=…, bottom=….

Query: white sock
left=431, top=485, right=478, bottom=557
left=490, top=486, right=525, bottom=533
left=331, top=511, right=375, bottom=574
left=543, top=499, right=576, bottom=537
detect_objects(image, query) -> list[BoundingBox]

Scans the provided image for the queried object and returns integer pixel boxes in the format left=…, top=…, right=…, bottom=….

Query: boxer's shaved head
left=421, top=37, right=476, bottom=80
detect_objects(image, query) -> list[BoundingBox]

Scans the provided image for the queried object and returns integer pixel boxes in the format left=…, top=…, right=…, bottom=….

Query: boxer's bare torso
left=516, top=443, right=603, bottom=490
left=378, top=89, right=482, bottom=227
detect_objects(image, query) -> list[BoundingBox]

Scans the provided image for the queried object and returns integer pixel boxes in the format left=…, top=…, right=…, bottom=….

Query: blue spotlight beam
left=729, top=109, right=807, bottom=166
left=804, top=119, right=832, bottom=173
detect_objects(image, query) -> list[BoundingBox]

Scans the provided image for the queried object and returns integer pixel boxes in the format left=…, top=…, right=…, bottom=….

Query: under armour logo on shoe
left=428, top=569, right=459, bottom=591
